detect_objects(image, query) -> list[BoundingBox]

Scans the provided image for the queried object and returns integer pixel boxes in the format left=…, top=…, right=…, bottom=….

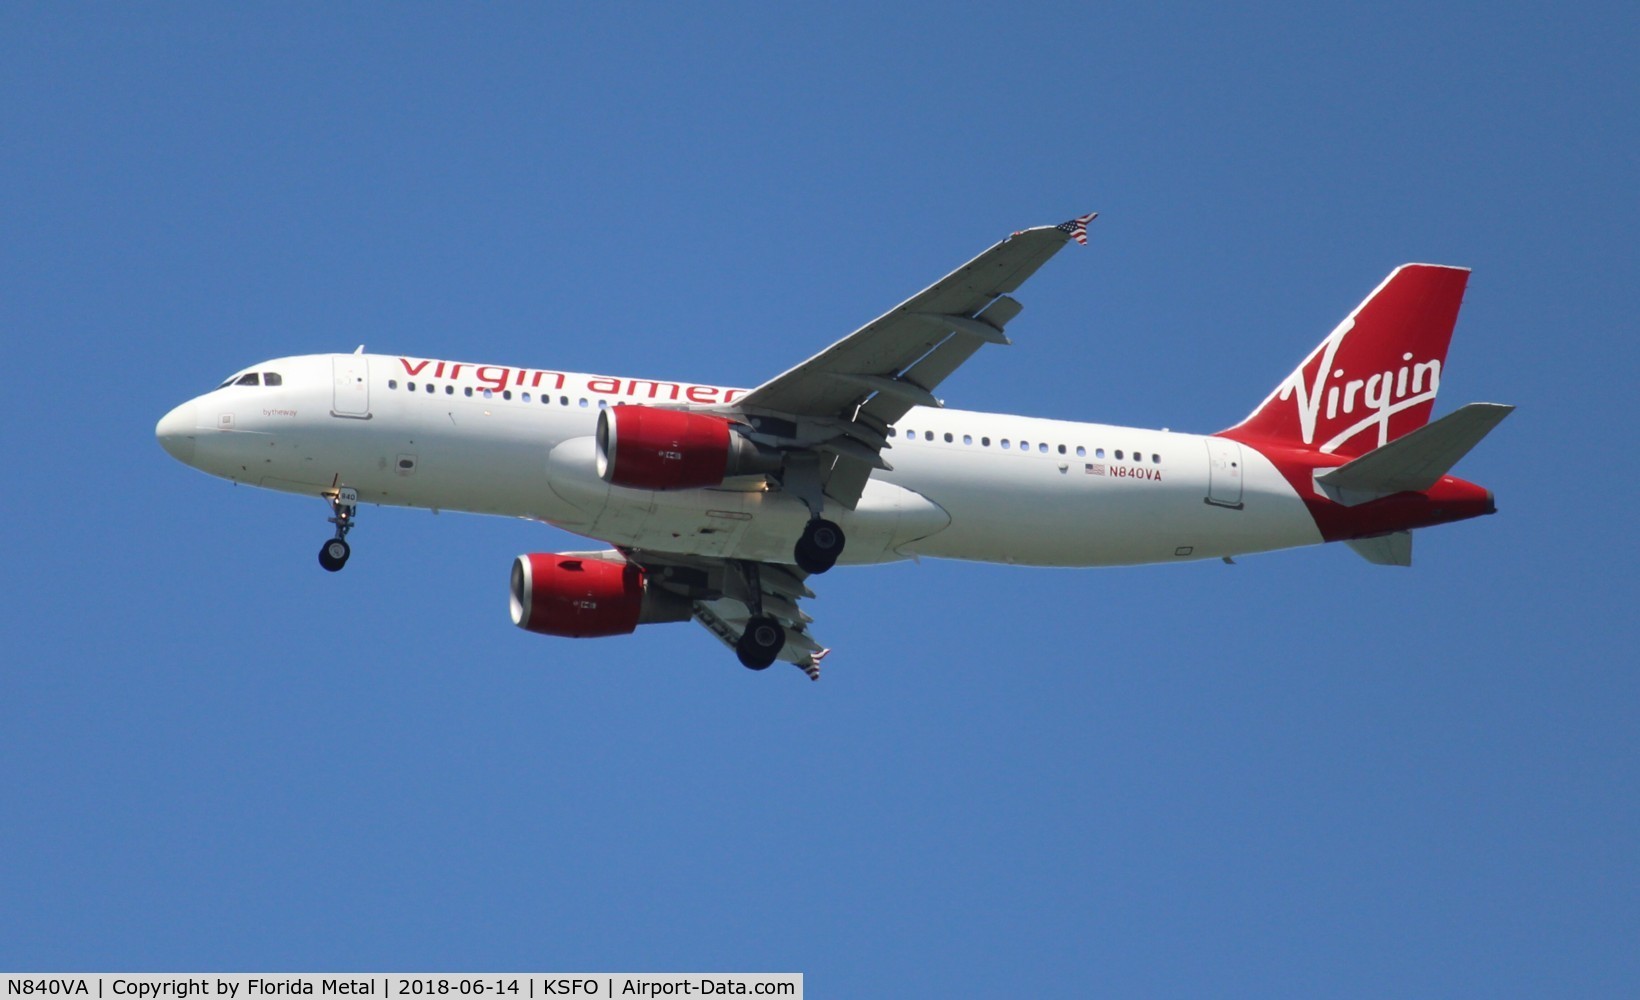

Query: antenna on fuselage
left=353, top=345, right=365, bottom=354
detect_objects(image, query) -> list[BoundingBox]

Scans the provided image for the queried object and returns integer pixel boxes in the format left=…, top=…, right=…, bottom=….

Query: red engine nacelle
left=595, top=404, right=775, bottom=490
left=510, top=552, right=692, bottom=638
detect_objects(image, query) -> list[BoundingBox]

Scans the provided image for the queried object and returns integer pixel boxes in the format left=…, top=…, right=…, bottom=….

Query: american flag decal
left=1057, top=212, right=1097, bottom=246
left=1085, top=462, right=1105, bottom=475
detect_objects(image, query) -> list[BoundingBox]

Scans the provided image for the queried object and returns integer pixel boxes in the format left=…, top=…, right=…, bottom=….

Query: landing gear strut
left=737, top=616, right=785, bottom=670
left=734, top=562, right=785, bottom=670
left=794, top=518, right=845, bottom=575
left=318, top=487, right=358, bottom=572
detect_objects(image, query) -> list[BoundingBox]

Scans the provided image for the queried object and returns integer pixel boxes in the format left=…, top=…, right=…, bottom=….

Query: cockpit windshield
left=216, top=371, right=283, bottom=389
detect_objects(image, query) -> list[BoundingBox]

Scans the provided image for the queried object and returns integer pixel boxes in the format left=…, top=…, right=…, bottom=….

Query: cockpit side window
left=235, top=373, right=260, bottom=386
left=263, top=372, right=282, bottom=386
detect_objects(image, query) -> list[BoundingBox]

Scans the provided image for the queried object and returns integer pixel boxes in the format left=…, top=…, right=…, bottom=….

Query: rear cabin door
left=1205, top=437, right=1244, bottom=509
left=331, top=355, right=371, bottom=418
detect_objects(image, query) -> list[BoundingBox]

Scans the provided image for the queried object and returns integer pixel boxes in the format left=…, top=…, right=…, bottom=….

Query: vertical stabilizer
left=1224, top=264, right=1470, bottom=457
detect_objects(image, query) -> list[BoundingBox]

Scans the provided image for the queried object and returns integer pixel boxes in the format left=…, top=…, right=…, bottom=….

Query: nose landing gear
left=318, top=487, right=358, bottom=572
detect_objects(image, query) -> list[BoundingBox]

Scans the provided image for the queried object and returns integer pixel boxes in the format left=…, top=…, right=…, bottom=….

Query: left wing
left=624, top=549, right=829, bottom=680
left=722, top=214, right=1096, bottom=508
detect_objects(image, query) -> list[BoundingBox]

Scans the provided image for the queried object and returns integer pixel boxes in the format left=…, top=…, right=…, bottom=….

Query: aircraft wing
left=725, top=215, right=1095, bottom=508
left=624, top=549, right=829, bottom=680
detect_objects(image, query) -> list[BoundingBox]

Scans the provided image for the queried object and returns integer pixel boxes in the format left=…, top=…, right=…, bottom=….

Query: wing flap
left=693, top=598, right=829, bottom=680
left=624, top=549, right=830, bottom=679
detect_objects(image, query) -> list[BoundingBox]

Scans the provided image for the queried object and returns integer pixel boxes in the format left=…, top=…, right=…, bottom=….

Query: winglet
left=1055, top=212, right=1097, bottom=245
left=1012, top=212, right=1098, bottom=245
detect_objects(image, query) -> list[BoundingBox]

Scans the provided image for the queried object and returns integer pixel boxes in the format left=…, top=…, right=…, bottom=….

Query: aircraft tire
left=736, top=616, right=784, bottom=670
left=319, top=538, right=350, bottom=572
left=794, top=518, right=844, bottom=575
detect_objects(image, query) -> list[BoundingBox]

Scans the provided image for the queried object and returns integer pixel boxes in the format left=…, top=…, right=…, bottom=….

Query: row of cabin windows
left=217, top=371, right=283, bottom=388
left=386, top=379, right=607, bottom=409
left=889, top=426, right=1162, bottom=464
left=382, top=379, right=1162, bottom=463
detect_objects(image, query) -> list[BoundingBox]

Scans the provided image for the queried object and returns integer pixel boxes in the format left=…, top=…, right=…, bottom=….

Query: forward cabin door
left=1205, top=437, right=1244, bottom=508
left=331, top=355, right=371, bottom=418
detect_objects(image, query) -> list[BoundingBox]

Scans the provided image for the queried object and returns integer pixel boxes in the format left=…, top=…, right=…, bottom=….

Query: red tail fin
left=1224, top=264, right=1470, bottom=457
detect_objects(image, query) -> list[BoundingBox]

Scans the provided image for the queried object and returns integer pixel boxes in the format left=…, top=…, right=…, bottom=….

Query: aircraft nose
left=156, top=401, right=197, bottom=465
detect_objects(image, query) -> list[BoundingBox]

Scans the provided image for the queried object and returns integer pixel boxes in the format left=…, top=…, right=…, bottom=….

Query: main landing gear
left=733, top=561, right=785, bottom=671
left=736, top=616, right=785, bottom=671
left=318, top=487, right=358, bottom=572
left=793, top=518, right=844, bottom=575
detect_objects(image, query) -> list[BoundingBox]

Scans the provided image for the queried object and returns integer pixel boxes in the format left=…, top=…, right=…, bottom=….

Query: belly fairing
left=543, top=436, right=949, bottom=564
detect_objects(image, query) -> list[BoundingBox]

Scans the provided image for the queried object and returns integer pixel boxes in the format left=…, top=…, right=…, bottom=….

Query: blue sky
left=3, top=3, right=1636, bottom=994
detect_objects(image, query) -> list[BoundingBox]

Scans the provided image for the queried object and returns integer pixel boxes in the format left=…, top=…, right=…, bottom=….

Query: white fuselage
left=158, top=353, right=1324, bottom=567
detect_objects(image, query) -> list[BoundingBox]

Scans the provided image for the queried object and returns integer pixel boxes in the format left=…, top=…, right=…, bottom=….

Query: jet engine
left=510, top=552, right=692, bottom=638
left=595, top=404, right=777, bottom=490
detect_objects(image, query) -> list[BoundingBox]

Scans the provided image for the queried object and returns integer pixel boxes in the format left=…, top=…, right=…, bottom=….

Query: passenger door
left=331, top=355, right=371, bottom=418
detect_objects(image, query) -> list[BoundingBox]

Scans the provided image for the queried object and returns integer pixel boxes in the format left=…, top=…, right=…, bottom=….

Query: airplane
left=156, top=214, right=1511, bottom=680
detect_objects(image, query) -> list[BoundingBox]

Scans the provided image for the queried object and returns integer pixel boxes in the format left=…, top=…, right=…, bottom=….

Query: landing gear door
left=1205, top=437, right=1244, bottom=509
left=331, top=355, right=371, bottom=419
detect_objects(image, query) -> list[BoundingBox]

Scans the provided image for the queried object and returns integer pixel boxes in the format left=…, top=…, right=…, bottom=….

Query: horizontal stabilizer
left=1317, top=402, right=1513, bottom=503
left=1346, top=531, right=1413, bottom=567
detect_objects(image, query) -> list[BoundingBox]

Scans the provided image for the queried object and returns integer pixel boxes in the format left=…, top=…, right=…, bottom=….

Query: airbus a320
left=157, top=215, right=1511, bottom=679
